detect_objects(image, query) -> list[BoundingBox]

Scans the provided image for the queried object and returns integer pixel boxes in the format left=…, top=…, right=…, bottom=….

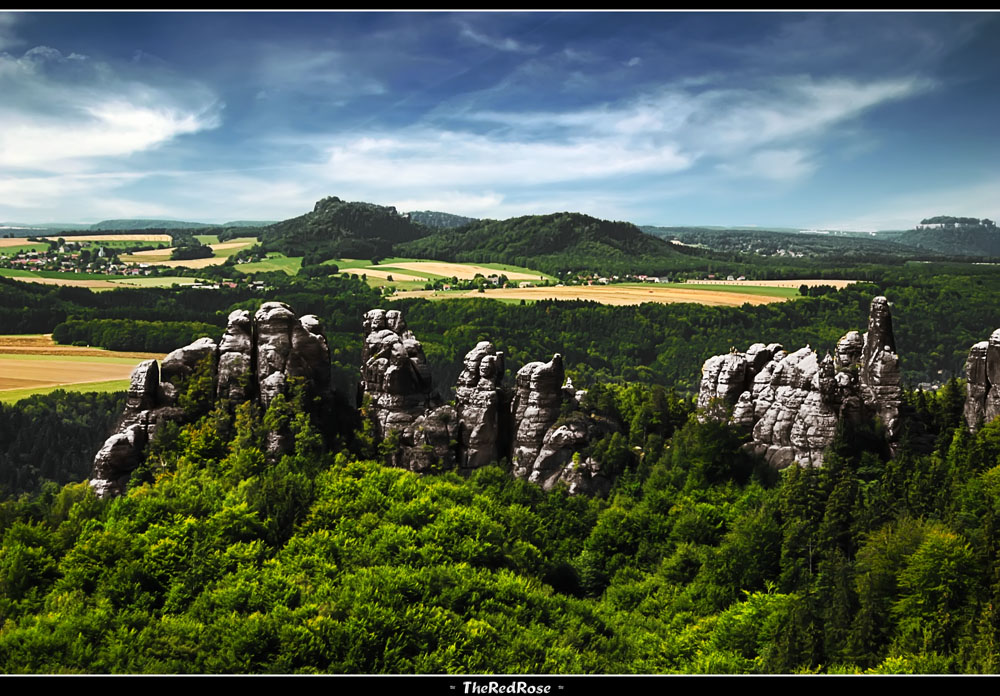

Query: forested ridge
left=4, top=265, right=1000, bottom=672
left=1, top=361, right=999, bottom=673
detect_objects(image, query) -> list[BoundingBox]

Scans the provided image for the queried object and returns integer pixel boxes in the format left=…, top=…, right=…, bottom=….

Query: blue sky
left=1, top=11, right=998, bottom=230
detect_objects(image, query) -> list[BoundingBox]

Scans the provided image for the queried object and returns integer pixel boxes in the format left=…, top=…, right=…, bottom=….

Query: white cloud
left=625, top=56, right=642, bottom=67
left=313, top=75, right=928, bottom=199
left=0, top=102, right=217, bottom=169
left=459, top=24, right=540, bottom=54
left=323, top=130, right=691, bottom=190
left=0, top=45, right=221, bottom=173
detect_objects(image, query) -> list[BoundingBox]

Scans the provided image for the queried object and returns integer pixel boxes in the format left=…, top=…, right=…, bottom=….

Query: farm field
left=120, top=237, right=257, bottom=267
left=690, top=279, right=855, bottom=289
left=0, top=335, right=163, bottom=402
left=0, top=234, right=173, bottom=247
left=0, top=268, right=197, bottom=289
left=331, top=258, right=554, bottom=282
left=395, top=283, right=807, bottom=306
left=379, top=260, right=552, bottom=281
left=235, top=252, right=303, bottom=274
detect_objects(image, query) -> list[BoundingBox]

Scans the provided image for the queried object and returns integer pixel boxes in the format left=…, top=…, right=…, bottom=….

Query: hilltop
left=397, top=212, right=699, bottom=276
left=246, top=196, right=432, bottom=263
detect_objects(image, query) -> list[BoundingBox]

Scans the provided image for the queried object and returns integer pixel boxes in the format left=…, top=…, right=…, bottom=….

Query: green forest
left=2, top=359, right=999, bottom=673
left=3, top=258, right=1000, bottom=673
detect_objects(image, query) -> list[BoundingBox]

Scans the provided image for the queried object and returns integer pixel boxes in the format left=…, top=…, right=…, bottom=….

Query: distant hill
left=89, top=219, right=217, bottom=231
left=398, top=212, right=701, bottom=275
left=642, top=225, right=935, bottom=263
left=253, top=196, right=432, bottom=263
left=1, top=223, right=91, bottom=234
left=406, top=210, right=479, bottom=229
left=884, top=217, right=1000, bottom=257
left=220, top=220, right=276, bottom=228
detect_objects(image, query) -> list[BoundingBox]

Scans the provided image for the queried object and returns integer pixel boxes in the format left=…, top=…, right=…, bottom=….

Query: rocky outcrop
left=358, top=310, right=613, bottom=495
left=216, top=310, right=253, bottom=402
left=455, top=341, right=508, bottom=470
left=697, top=296, right=902, bottom=468
left=963, top=329, right=1000, bottom=432
left=90, top=303, right=333, bottom=498
left=511, top=355, right=566, bottom=478
left=358, top=309, right=446, bottom=468
left=859, top=296, right=903, bottom=441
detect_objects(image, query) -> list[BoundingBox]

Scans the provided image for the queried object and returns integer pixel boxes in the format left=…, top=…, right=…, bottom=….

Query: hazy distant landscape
left=1, top=10, right=1000, bottom=678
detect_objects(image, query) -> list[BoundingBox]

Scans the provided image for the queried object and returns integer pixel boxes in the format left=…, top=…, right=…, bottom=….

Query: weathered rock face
left=526, top=414, right=615, bottom=497
left=358, top=311, right=615, bottom=495
left=511, top=354, right=566, bottom=478
left=860, top=296, right=903, bottom=441
left=90, top=304, right=333, bottom=498
left=360, top=308, right=435, bottom=439
left=963, top=329, right=1000, bottom=432
left=697, top=296, right=901, bottom=468
left=359, top=308, right=455, bottom=470
left=455, top=341, right=508, bottom=470
left=217, top=310, right=253, bottom=402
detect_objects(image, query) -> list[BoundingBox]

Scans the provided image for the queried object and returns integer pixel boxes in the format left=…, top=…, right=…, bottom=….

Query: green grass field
left=0, top=242, right=50, bottom=254
left=195, top=234, right=221, bottom=245
left=0, top=268, right=128, bottom=281
left=0, top=379, right=129, bottom=404
left=108, top=276, right=198, bottom=287
left=663, top=283, right=802, bottom=298
left=234, top=253, right=302, bottom=275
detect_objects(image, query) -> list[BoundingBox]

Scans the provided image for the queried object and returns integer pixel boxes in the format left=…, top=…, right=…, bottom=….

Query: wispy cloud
left=0, top=12, right=20, bottom=51
left=459, top=23, right=540, bottom=54
left=253, top=46, right=386, bottom=96
left=0, top=45, right=221, bottom=172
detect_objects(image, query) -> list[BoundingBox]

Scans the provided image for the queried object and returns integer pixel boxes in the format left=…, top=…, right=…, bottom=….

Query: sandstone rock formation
left=358, top=310, right=614, bottom=495
left=358, top=309, right=452, bottom=469
left=455, top=341, right=508, bottom=470
left=697, top=296, right=902, bottom=468
left=963, top=328, right=1000, bottom=432
left=90, top=303, right=332, bottom=498
left=511, top=355, right=566, bottom=478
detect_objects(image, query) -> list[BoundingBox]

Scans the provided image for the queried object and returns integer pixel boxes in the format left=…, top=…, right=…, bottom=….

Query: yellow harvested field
left=691, top=279, right=855, bottom=289
left=0, top=359, right=140, bottom=391
left=0, top=335, right=164, bottom=392
left=398, top=285, right=790, bottom=306
left=122, top=239, right=256, bottom=267
left=44, top=234, right=173, bottom=243
left=3, top=276, right=122, bottom=288
left=0, top=334, right=163, bottom=360
left=386, top=261, right=547, bottom=281
left=129, top=247, right=177, bottom=257
left=358, top=268, right=426, bottom=282
left=0, top=237, right=38, bottom=247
